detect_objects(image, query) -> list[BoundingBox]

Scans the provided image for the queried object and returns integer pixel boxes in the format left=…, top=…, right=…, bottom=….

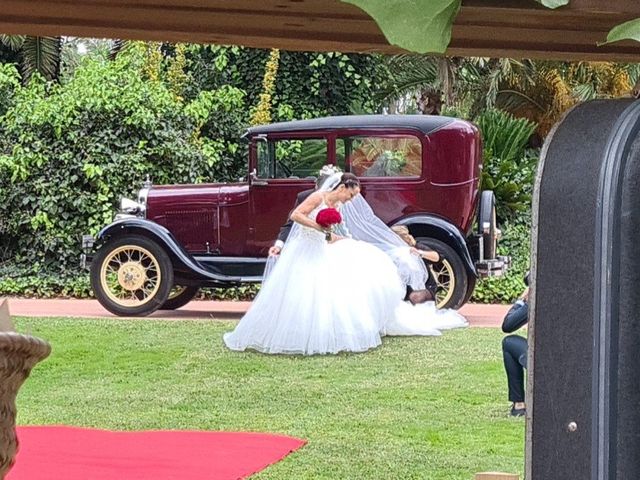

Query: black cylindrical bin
left=528, top=99, right=640, bottom=480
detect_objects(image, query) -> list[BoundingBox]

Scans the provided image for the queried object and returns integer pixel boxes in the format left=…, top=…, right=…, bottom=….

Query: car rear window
left=337, top=135, right=422, bottom=178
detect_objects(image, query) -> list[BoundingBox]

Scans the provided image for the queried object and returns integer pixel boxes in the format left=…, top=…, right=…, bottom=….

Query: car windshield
left=257, top=138, right=327, bottom=179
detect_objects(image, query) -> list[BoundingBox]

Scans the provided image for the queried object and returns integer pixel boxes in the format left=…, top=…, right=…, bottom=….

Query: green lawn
left=15, top=318, right=525, bottom=479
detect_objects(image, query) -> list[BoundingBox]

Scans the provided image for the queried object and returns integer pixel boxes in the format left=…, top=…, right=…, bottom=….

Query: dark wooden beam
left=0, top=0, right=639, bottom=60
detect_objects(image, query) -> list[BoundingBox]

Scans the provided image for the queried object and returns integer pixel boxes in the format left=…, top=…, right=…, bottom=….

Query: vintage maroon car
left=84, top=115, right=508, bottom=316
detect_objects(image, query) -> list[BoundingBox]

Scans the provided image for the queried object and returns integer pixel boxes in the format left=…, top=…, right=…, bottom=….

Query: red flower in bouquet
left=316, top=208, right=342, bottom=228
left=316, top=208, right=342, bottom=241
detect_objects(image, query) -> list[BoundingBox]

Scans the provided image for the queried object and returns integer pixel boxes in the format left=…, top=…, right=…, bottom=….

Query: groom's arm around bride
left=268, top=188, right=314, bottom=256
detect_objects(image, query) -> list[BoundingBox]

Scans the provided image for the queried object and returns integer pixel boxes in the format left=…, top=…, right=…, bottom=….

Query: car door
left=247, top=134, right=331, bottom=255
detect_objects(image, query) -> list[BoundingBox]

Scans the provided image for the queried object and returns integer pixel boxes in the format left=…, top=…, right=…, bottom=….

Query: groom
left=268, top=166, right=433, bottom=305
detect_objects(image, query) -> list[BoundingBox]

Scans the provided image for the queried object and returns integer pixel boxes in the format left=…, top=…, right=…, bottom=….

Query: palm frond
left=0, top=34, right=26, bottom=51
left=507, top=59, right=538, bottom=90
left=20, top=36, right=61, bottom=82
left=495, top=89, right=546, bottom=114
left=572, top=83, right=597, bottom=101
left=483, top=62, right=506, bottom=107
left=625, top=63, right=640, bottom=86
left=377, top=54, right=440, bottom=102
left=476, top=109, right=537, bottom=163
left=109, top=39, right=134, bottom=61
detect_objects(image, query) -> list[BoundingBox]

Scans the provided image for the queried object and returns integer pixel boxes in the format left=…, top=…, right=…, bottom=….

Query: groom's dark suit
left=275, top=188, right=315, bottom=246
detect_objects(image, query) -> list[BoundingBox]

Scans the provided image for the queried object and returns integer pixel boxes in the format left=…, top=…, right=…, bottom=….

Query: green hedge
left=0, top=45, right=246, bottom=273
left=0, top=264, right=260, bottom=301
left=0, top=263, right=91, bottom=298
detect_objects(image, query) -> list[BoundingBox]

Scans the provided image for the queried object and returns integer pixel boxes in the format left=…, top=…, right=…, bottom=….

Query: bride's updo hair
left=334, top=172, right=360, bottom=190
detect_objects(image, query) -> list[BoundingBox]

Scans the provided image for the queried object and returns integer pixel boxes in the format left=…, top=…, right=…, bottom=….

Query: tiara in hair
left=318, top=164, right=342, bottom=177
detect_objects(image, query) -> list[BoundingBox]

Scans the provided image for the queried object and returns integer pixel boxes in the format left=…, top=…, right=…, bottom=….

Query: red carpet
left=7, top=426, right=306, bottom=479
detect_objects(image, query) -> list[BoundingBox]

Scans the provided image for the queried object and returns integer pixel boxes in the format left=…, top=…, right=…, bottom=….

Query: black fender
left=95, top=218, right=241, bottom=285
left=393, top=214, right=477, bottom=278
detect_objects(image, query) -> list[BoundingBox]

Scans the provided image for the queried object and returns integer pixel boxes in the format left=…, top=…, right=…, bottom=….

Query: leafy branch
left=340, top=0, right=640, bottom=54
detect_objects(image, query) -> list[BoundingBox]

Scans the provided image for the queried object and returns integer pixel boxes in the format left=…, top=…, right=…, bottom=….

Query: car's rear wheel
left=415, top=238, right=469, bottom=310
left=91, top=235, right=173, bottom=316
left=160, top=286, right=199, bottom=310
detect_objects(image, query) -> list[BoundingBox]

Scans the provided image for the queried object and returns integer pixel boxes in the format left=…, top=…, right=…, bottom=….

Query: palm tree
left=378, top=54, right=457, bottom=115
left=378, top=55, right=526, bottom=116
left=381, top=54, right=636, bottom=137
left=0, top=34, right=62, bottom=83
left=493, top=61, right=633, bottom=135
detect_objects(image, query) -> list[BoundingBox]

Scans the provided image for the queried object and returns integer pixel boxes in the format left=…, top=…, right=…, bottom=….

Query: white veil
left=263, top=252, right=279, bottom=281
left=340, top=194, right=429, bottom=291
left=317, top=171, right=343, bottom=193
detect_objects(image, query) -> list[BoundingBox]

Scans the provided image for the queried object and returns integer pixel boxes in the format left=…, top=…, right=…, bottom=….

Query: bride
left=223, top=172, right=466, bottom=355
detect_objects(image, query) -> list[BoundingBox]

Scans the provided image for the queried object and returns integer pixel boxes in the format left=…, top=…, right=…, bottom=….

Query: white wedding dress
left=223, top=201, right=468, bottom=355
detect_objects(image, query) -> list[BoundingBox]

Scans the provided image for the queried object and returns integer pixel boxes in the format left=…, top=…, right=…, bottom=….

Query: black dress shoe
left=510, top=406, right=526, bottom=417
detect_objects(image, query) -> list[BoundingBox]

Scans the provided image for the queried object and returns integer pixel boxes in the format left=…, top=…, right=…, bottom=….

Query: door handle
left=250, top=169, right=268, bottom=186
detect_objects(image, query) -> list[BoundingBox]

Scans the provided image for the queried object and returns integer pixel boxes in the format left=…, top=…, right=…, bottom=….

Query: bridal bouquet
left=316, top=208, right=342, bottom=242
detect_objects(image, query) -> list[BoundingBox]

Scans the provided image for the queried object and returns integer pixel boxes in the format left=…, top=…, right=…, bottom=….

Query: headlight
left=120, top=197, right=144, bottom=215
left=137, top=178, right=152, bottom=217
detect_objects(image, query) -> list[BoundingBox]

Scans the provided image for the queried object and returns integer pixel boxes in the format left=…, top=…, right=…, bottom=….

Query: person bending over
left=391, top=225, right=440, bottom=304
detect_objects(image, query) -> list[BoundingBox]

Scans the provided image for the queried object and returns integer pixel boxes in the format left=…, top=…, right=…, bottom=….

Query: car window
left=337, top=135, right=422, bottom=177
left=257, top=138, right=327, bottom=179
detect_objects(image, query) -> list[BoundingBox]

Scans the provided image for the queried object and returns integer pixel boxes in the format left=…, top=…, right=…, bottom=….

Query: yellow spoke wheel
left=91, top=235, right=173, bottom=317
left=430, top=259, right=456, bottom=309
left=161, top=285, right=200, bottom=310
left=416, top=237, right=470, bottom=310
left=167, top=286, right=187, bottom=300
left=100, top=245, right=161, bottom=307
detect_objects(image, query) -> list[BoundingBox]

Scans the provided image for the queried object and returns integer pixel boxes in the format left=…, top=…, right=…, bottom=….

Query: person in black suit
left=268, top=188, right=316, bottom=256
left=502, top=273, right=530, bottom=417
left=267, top=172, right=333, bottom=256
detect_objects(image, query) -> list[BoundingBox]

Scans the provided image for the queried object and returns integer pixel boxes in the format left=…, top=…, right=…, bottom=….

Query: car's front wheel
left=415, top=238, right=469, bottom=310
left=91, top=235, right=173, bottom=316
left=160, top=286, right=200, bottom=310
